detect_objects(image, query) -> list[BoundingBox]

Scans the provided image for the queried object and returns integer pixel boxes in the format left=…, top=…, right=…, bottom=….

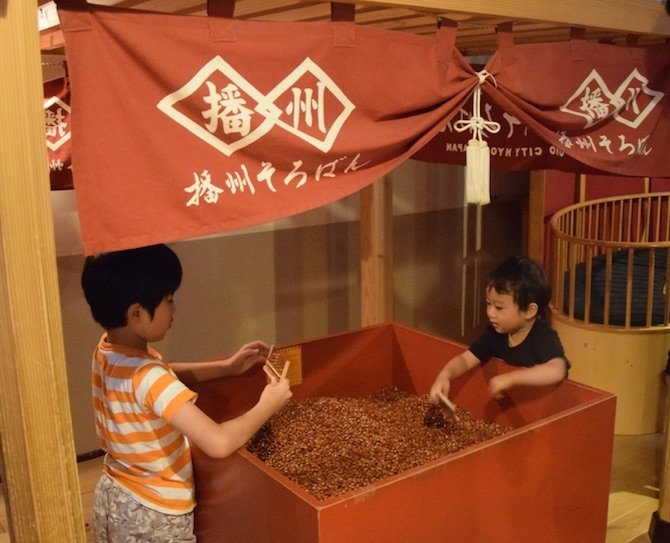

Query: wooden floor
left=0, top=432, right=664, bottom=542
left=607, top=432, right=662, bottom=543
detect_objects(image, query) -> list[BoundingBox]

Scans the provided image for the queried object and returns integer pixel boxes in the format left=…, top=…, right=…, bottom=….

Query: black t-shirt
left=469, top=318, right=565, bottom=368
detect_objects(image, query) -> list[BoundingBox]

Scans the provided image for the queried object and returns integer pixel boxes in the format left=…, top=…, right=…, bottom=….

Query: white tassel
left=454, top=70, right=499, bottom=206
left=465, top=139, right=490, bottom=205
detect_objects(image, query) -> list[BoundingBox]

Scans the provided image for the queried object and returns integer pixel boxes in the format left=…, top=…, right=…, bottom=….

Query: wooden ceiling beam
left=40, top=0, right=670, bottom=54
left=336, top=0, right=670, bottom=36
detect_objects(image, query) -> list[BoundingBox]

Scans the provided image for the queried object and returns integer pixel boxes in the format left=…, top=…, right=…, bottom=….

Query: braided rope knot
left=452, top=70, right=500, bottom=206
left=453, top=70, right=500, bottom=142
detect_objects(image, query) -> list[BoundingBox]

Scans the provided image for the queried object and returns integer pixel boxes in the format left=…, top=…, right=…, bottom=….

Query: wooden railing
left=549, top=192, right=670, bottom=330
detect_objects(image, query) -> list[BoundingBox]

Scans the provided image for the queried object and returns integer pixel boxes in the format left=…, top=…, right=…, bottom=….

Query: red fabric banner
left=417, top=28, right=670, bottom=177
left=57, top=4, right=474, bottom=253
left=44, top=75, right=73, bottom=190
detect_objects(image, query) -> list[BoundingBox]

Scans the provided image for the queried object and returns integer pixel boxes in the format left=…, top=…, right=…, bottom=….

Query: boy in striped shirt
left=81, top=244, right=292, bottom=542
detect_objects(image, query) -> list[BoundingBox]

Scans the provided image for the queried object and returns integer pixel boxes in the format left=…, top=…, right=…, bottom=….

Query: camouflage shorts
left=93, top=473, right=196, bottom=543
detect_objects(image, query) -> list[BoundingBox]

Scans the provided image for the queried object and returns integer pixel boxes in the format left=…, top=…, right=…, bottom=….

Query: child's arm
left=429, top=350, right=480, bottom=404
left=169, top=341, right=269, bottom=384
left=487, top=356, right=568, bottom=399
left=170, top=373, right=292, bottom=459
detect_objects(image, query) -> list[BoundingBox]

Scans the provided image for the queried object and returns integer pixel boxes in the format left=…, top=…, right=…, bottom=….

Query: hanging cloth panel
left=415, top=28, right=670, bottom=177
left=483, top=26, right=670, bottom=177
left=44, top=74, right=73, bottom=190
left=56, top=4, right=475, bottom=254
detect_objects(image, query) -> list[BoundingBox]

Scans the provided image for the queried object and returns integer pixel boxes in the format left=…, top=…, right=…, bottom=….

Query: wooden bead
left=247, top=387, right=510, bottom=500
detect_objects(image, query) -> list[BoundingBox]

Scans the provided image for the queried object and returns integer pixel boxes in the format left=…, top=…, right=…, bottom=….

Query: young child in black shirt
left=430, top=255, right=569, bottom=403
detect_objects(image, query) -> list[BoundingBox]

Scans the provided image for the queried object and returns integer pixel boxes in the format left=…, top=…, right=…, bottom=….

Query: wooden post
left=527, top=170, right=546, bottom=263
left=0, top=1, right=85, bottom=541
left=576, top=173, right=587, bottom=202
left=360, top=177, right=393, bottom=326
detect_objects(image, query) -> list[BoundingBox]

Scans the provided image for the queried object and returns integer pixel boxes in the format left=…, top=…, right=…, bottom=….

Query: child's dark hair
left=487, top=256, right=551, bottom=318
left=81, top=244, right=182, bottom=329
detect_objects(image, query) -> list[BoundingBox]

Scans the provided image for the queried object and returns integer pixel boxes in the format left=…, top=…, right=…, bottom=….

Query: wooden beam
left=360, top=178, right=393, bottom=326
left=0, top=0, right=85, bottom=541
left=39, top=27, right=64, bottom=52
left=40, top=0, right=670, bottom=51
left=351, top=0, right=670, bottom=36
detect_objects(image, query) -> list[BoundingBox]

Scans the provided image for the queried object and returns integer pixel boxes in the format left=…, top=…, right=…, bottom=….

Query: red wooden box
left=191, top=323, right=616, bottom=543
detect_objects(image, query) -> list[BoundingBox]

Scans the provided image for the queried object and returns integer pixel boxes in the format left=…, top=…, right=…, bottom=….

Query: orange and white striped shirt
left=91, top=334, right=197, bottom=514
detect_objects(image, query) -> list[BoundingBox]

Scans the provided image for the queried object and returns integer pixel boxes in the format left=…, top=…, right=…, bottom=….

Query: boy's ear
left=523, top=302, right=539, bottom=320
left=126, top=302, right=145, bottom=324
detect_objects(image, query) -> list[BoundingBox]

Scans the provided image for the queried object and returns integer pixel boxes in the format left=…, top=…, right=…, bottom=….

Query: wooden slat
left=645, top=248, right=655, bottom=326
left=584, top=247, right=593, bottom=323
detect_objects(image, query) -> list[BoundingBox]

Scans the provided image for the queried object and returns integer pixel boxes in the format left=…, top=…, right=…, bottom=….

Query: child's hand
left=260, top=377, right=292, bottom=413
left=429, top=377, right=451, bottom=405
left=429, top=351, right=479, bottom=404
left=488, top=373, right=513, bottom=399
left=227, top=340, right=270, bottom=375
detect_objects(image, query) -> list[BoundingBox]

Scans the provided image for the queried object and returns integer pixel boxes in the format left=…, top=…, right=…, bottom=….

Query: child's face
left=138, top=294, right=176, bottom=342
left=485, top=287, right=528, bottom=335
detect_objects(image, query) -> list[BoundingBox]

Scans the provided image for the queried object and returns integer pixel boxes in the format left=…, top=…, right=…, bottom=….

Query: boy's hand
left=488, top=373, right=514, bottom=399
left=227, top=340, right=270, bottom=375
left=260, top=376, right=292, bottom=413
left=429, top=377, right=451, bottom=405
left=429, top=351, right=480, bottom=404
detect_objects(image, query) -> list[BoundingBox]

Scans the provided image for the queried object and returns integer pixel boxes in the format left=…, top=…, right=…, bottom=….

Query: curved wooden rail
left=550, top=192, right=670, bottom=332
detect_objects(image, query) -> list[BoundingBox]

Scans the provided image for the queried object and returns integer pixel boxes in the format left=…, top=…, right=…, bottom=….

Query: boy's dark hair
left=81, top=244, right=182, bottom=329
left=487, top=256, right=551, bottom=317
